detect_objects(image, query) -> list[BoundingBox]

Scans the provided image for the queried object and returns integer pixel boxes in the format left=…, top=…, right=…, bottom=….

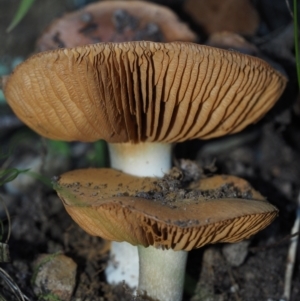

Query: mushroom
left=36, top=0, right=197, bottom=51
left=53, top=168, right=278, bottom=301
left=3, top=41, right=287, bottom=288
left=184, top=0, right=259, bottom=36
left=36, top=1, right=196, bottom=285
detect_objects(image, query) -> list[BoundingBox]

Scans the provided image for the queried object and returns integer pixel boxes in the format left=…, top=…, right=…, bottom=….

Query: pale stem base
left=105, top=142, right=172, bottom=288
left=105, top=241, right=139, bottom=286
left=138, top=246, right=188, bottom=301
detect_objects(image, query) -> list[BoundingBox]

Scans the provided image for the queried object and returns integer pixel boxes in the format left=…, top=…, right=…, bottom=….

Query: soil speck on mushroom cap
left=111, top=167, right=257, bottom=208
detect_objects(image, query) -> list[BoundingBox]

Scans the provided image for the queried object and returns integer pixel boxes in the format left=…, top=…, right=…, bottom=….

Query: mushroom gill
left=4, top=41, right=287, bottom=143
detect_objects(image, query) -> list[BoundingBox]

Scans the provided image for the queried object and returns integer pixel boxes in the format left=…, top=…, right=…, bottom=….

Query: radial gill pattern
left=4, top=41, right=287, bottom=143
left=54, top=168, right=278, bottom=251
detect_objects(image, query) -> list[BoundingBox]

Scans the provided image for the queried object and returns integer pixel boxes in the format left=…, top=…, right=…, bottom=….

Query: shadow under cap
left=4, top=41, right=287, bottom=143
left=54, top=168, right=278, bottom=251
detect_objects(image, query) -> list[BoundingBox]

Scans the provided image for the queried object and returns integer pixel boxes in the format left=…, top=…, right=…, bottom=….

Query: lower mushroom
left=53, top=168, right=278, bottom=301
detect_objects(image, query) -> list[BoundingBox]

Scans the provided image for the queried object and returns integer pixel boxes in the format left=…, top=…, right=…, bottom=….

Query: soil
left=1, top=0, right=300, bottom=301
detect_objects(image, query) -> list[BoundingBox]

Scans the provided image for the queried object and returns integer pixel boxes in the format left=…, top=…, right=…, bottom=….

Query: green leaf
left=7, top=0, right=36, bottom=32
left=0, top=168, right=29, bottom=186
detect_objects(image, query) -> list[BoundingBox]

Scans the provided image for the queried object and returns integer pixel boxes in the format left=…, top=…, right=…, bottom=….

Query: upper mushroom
left=4, top=41, right=287, bottom=143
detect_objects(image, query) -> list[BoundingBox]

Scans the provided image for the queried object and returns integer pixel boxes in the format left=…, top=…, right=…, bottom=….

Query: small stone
left=222, top=240, right=250, bottom=267
left=33, top=253, right=77, bottom=301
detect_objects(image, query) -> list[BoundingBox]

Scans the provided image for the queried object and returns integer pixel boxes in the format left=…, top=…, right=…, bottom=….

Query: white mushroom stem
left=108, top=142, right=172, bottom=177
left=105, top=142, right=173, bottom=288
left=105, top=241, right=140, bottom=287
left=138, top=246, right=188, bottom=301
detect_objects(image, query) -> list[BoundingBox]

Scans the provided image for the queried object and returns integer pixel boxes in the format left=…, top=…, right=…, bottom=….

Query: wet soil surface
left=1, top=0, right=300, bottom=300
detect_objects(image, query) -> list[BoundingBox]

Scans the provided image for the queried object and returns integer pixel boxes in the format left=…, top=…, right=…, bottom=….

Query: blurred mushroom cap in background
left=184, top=0, right=259, bottom=36
left=36, top=0, right=197, bottom=51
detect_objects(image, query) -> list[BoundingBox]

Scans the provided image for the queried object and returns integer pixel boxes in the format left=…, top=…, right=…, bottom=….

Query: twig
left=0, top=268, right=30, bottom=301
left=281, top=191, right=300, bottom=301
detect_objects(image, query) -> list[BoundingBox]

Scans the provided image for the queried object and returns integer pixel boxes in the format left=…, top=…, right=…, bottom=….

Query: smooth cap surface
left=4, top=41, right=287, bottom=143
left=54, top=168, right=278, bottom=251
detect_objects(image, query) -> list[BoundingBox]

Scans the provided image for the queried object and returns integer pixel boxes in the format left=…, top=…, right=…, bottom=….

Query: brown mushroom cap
left=36, top=1, right=196, bottom=51
left=4, top=41, right=287, bottom=143
left=54, top=168, right=278, bottom=251
left=184, top=0, right=259, bottom=36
